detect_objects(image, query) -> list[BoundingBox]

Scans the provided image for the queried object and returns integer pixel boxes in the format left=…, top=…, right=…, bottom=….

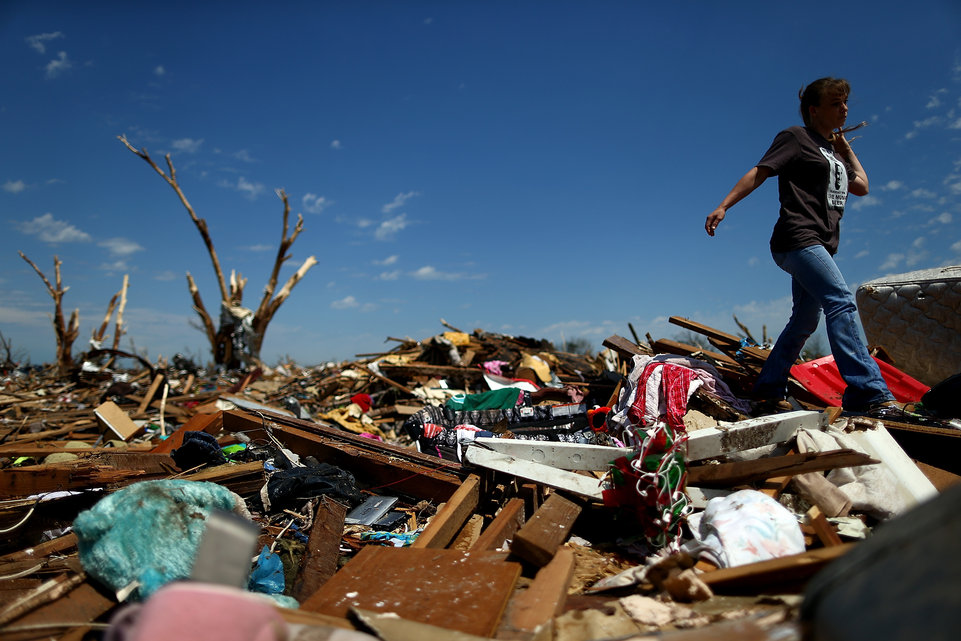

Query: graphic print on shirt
left=819, top=146, right=848, bottom=212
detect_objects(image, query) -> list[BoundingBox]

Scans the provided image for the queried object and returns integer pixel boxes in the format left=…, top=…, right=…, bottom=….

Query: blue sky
left=2, top=1, right=960, bottom=367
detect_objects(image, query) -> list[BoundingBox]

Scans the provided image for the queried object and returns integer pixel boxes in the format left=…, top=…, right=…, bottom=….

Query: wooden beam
left=135, top=373, right=165, bottom=416
left=806, top=506, right=843, bottom=547
left=687, top=449, right=879, bottom=488
left=700, top=544, right=853, bottom=594
left=471, top=498, right=525, bottom=552
left=685, top=410, right=826, bottom=462
left=293, top=497, right=348, bottom=601
left=510, top=492, right=582, bottom=567
left=223, top=410, right=465, bottom=503
left=412, top=474, right=481, bottom=549
left=506, top=546, right=575, bottom=633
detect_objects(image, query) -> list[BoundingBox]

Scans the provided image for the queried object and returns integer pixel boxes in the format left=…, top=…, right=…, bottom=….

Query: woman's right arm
left=705, top=165, right=773, bottom=236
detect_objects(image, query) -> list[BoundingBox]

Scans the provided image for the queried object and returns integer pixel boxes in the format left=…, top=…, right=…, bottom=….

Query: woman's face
left=810, top=92, right=849, bottom=132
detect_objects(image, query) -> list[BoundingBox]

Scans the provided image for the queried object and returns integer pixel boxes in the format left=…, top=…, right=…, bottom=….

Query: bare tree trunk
left=19, top=252, right=79, bottom=375
left=119, top=136, right=318, bottom=369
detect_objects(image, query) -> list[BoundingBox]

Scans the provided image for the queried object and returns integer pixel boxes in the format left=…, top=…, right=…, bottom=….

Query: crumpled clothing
left=610, top=355, right=702, bottom=432
left=642, top=354, right=752, bottom=415
left=628, top=361, right=700, bottom=430
left=481, top=360, right=511, bottom=376
left=681, top=489, right=805, bottom=568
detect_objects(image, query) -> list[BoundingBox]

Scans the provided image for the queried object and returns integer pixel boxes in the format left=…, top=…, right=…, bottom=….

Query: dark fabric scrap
left=266, top=463, right=365, bottom=511
left=171, top=431, right=227, bottom=470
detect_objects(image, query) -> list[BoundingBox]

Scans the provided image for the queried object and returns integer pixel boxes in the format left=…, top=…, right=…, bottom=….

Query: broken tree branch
left=18, top=252, right=79, bottom=374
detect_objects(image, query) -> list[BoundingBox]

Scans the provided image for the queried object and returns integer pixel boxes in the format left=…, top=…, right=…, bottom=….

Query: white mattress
left=855, top=265, right=961, bottom=386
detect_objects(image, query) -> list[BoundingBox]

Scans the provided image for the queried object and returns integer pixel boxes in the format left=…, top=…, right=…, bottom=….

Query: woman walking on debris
left=704, top=77, right=896, bottom=416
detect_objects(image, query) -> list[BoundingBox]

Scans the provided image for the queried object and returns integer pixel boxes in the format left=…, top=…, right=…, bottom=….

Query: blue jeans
left=753, top=244, right=893, bottom=410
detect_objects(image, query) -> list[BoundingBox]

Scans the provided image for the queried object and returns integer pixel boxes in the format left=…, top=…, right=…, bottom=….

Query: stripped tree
left=118, top=135, right=318, bottom=369
left=18, top=252, right=79, bottom=375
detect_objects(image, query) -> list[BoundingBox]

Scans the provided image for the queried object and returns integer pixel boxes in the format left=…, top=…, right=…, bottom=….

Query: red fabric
left=350, top=393, right=372, bottom=412
left=628, top=362, right=696, bottom=431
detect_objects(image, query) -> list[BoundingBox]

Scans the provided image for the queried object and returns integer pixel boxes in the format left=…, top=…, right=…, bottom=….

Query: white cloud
left=46, top=51, right=72, bottom=78
left=302, top=193, right=330, bottom=214
left=378, top=270, right=400, bottom=280
left=374, top=255, right=398, bottom=266
left=382, top=191, right=419, bottom=213
left=331, top=295, right=359, bottom=309
left=950, top=117, right=961, bottom=130
left=911, top=188, right=937, bottom=199
left=3, top=180, right=26, bottom=194
left=945, top=174, right=961, bottom=196
left=881, top=180, right=903, bottom=191
left=933, top=212, right=953, bottom=225
left=880, top=252, right=904, bottom=271
left=16, top=213, right=91, bottom=243
left=26, top=32, right=63, bottom=54
left=233, top=149, right=255, bottom=162
left=172, top=138, right=204, bottom=153
left=330, top=295, right=376, bottom=312
left=242, top=244, right=273, bottom=252
left=747, top=256, right=759, bottom=267
left=218, top=176, right=265, bottom=199
left=926, top=89, right=947, bottom=109
left=408, top=265, right=483, bottom=281
left=850, top=194, right=881, bottom=211
left=154, top=65, right=166, bottom=76
left=330, top=140, right=342, bottom=150
left=854, top=249, right=869, bottom=259
left=99, top=237, right=144, bottom=257
left=154, top=270, right=178, bottom=281
left=411, top=266, right=454, bottom=280
left=375, top=213, right=409, bottom=240
left=952, top=239, right=961, bottom=254
left=99, top=260, right=131, bottom=273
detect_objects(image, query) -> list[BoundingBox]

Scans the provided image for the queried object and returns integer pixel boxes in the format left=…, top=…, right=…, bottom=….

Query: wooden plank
left=601, top=334, right=649, bottom=359
left=685, top=410, right=826, bottom=462
left=93, top=400, right=144, bottom=441
left=2, top=578, right=115, bottom=641
left=222, top=410, right=464, bottom=503
left=351, top=607, right=491, bottom=641
left=0, top=465, right=145, bottom=498
left=469, top=439, right=622, bottom=471
left=0, top=533, right=77, bottom=563
left=806, top=506, right=843, bottom=547
left=507, top=546, right=575, bottom=632
left=669, top=316, right=771, bottom=363
left=450, top=514, right=485, bottom=551
left=412, top=474, right=481, bottom=549
left=150, top=411, right=223, bottom=455
left=293, top=497, right=347, bottom=601
left=463, top=447, right=604, bottom=499
left=700, top=543, right=853, bottom=594
left=300, top=546, right=520, bottom=637
left=510, top=492, right=582, bottom=567
left=687, top=449, right=879, bottom=487
left=135, top=373, right=165, bottom=416
left=649, top=337, right=740, bottom=368
left=181, top=460, right=265, bottom=497
left=471, top=498, right=525, bottom=552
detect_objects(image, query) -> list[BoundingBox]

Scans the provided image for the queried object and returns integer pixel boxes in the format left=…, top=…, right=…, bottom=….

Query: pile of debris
left=2, top=316, right=960, bottom=641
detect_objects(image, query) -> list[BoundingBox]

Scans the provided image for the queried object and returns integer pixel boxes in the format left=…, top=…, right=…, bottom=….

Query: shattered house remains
left=2, top=273, right=961, bottom=641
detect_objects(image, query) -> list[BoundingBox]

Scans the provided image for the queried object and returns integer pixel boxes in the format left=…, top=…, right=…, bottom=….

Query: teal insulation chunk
left=73, top=479, right=250, bottom=601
